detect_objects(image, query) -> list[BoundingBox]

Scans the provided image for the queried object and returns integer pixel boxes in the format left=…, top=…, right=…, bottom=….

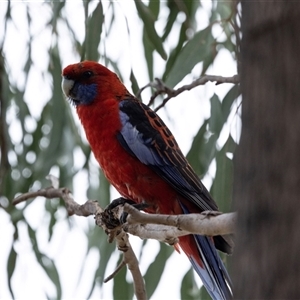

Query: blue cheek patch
left=72, top=83, right=97, bottom=105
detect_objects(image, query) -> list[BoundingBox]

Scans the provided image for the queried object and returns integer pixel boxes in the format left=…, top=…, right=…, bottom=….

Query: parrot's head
left=61, top=61, right=128, bottom=106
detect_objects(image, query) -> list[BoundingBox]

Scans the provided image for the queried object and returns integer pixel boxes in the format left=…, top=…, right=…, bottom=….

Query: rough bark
left=232, top=2, right=300, bottom=299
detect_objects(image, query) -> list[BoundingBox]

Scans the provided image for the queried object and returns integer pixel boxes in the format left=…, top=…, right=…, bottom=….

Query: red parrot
left=62, top=61, right=233, bottom=299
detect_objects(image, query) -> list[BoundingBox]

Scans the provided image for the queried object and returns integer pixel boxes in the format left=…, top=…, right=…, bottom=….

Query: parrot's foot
left=201, top=210, right=222, bottom=218
left=105, top=197, right=136, bottom=211
left=105, top=197, right=149, bottom=224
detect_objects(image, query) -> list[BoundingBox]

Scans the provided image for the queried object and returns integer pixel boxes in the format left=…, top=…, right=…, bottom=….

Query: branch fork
left=136, top=75, right=240, bottom=111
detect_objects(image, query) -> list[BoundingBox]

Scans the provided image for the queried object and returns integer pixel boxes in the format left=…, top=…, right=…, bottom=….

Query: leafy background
left=0, top=1, right=240, bottom=299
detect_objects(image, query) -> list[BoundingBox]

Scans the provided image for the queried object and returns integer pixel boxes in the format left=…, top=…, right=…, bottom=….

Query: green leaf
left=164, top=27, right=215, bottom=88
left=105, top=58, right=124, bottom=81
left=113, top=254, right=133, bottom=300
left=148, top=0, right=160, bottom=19
left=162, top=0, right=204, bottom=81
left=186, top=120, right=217, bottom=177
left=163, top=25, right=188, bottom=81
left=143, top=243, right=173, bottom=298
left=162, top=1, right=179, bottom=41
left=184, top=0, right=201, bottom=21
left=201, top=44, right=216, bottom=75
left=181, top=268, right=200, bottom=300
left=85, top=1, right=104, bottom=61
left=7, top=244, right=17, bottom=299
left=130, top=69, right=140, bottom=96
left=27, top=224, right=62, bottom=298
left=34, top=52, right=65, bottom=177
left=216, top=1, right=232, bottom=20
left=181, top=268, right=193, bottom=300
left=199, top=284, right=211, bottom=300
left=186, top=135, right=204, bottom=175
left=221, top=84, right=240, bottom=122
left=209, top=93, right=223, bottom=135
left=210, top=135, right=236, bottom=212
left=135, top=0, right=167, bottom=60
left=0, top=51, right=12, bottom=196
left=142, top=32, right=154, bottom=81
left=99, top=170, right=110, bottom=207
left=49, top=1, right=66, bottom=33
left=84, top=228, right=115, bottom=298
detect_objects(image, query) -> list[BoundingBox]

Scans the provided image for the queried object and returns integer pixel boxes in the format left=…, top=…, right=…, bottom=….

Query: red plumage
left=62, top=61, right=232, bottom=299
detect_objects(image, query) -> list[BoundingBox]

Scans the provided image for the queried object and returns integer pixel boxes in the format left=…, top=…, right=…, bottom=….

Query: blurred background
left=0, top=1, right=240, bottom=299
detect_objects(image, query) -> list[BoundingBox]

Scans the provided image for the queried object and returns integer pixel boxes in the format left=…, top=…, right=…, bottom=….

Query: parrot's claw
left=105, top=197, right=136, bottom=211
left=105, top=197, right=149, bottom=224
left=201, top=210, right=222, bottom=218
left=120, top=202, right=149, bottom=224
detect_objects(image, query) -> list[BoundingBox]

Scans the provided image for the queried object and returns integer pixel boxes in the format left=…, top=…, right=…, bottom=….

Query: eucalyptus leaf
left=142, top=32, right=154, bottom=81
left=181, top=268, right=200, bottom=300
left=27, top=224, right=62, bottom=299
left=130, top=69, right=140, bottom=96
left=216, top=1, right=232, bottom=20
left=143, top=243, right=173, bottom=298
left=7, top=243, right=17, bottom=299
left=113, top=254, right=133, bottom=300
left=221, top=84, right=240, bottom=121
left=165, top=27, right=215, bottom=88
left=199, top=284, right=211, bottom=300
left=148, top=0, right=160, bottom=19
left=186, top=120, right=218, bottom=177
left=85, top=2, right=104, bottom=61
left=209, top=93, right=223, bottom=135
left=210, top=135, right=236, bottom=212
left=84, top=229, right=115, bottom=297
left=135, top=0, right=167, bottom=60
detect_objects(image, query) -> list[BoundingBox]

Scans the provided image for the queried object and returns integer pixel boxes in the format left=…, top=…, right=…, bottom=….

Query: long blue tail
left=179, top=204, right=232, bottom=299
left=190, top=234, right=232, bottom=299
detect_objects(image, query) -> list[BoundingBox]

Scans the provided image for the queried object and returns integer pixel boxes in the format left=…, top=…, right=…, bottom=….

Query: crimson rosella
left=61, top=61, right=233, bottom=299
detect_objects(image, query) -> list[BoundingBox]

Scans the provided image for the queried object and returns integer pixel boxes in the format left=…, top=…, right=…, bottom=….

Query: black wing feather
left=117, top=99, right=218, bottom=211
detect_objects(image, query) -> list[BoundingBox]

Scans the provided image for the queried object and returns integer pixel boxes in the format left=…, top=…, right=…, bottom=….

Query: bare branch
left=137, top=74, right=240, bottom=111
left=123, top=203, right=236, bottom=237
left=13, top=185, right=99, bottom=217
left=12, top=176, right=236, bottom=300
left=114, top=229, right=146, bottom=300
left=13, top=181, right=236, bottom=238
left=124, top=223, right=180, bottom=244
left=12, top=177, right=147, bottom=300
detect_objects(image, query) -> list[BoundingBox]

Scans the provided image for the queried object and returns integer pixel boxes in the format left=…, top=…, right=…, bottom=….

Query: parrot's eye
left=83, top=71, right=93, bottom=79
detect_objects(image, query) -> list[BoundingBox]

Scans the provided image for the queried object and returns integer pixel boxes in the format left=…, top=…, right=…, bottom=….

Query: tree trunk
left=232, top=2, right=300, bottom=299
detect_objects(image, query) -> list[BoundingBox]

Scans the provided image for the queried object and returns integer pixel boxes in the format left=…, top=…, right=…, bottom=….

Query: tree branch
left=12, top=176, right=236, bottom=300
left=123, top=203, right=236, bottom=237
left=13, top=180, right=100, bottom=217
left=137, top=75, right=240, bottom=111
left=12, top=176, right=147, bottom=300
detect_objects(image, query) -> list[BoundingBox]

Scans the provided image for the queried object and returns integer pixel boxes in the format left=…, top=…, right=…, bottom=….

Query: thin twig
left=137, top=74, right=240, bottom=111
left=104, top=260, right=127, bottom=283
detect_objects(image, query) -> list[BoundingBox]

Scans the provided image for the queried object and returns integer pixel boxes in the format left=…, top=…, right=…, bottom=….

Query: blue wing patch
left=118, top=110, right=165, bottom=166
left=117, top=99, right=233, bottom=255
left=117, top=99, right=217, bottom=211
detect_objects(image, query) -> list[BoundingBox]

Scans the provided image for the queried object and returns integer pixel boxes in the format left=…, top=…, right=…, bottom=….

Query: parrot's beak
left=61, top=77, right=74, bottom=97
